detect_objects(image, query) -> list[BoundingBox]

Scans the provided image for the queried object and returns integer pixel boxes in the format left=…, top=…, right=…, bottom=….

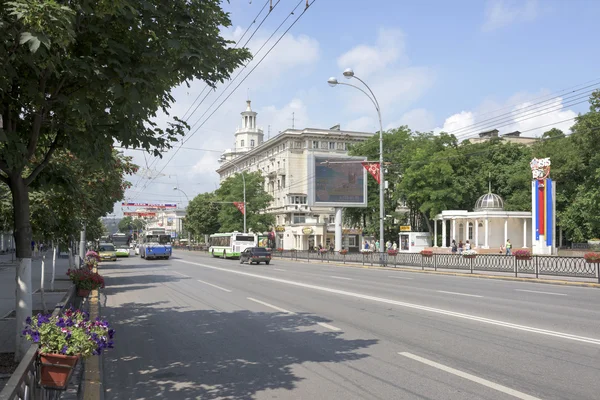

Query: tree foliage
left=185, top=192, right=221, bottom=238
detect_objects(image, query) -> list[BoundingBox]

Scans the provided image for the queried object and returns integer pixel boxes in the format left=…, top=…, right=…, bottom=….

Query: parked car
left=97, top=243, right=117, bottom=262
left=240, top=247, right=272, bottom=265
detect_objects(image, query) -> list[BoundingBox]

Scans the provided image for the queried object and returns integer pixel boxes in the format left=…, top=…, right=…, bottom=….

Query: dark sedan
left=240, top=247, right=272, bottom=265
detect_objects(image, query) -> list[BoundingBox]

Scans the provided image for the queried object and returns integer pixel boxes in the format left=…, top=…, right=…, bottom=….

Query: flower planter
left=421, top=254, right=433, bottom=258
left=76, top=288, right=91, bottom=297
left=585, top=259, right=600, bottom=264
left=38, top=353, right=79, bottom=389
left=463, top=255, right=476, bottom=259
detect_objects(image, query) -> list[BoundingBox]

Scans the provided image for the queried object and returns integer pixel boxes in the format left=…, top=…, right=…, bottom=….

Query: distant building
left=216, top=101, right=375, bottom=251
left=468, top=129, right=538, bottom=145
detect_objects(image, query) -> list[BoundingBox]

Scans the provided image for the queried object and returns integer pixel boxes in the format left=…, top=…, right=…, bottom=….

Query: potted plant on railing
left=387, top=249, right=398, bottom=256
left=462, top=249, right=477, bottom=259
left=83, top=250, right=100, bottom=270
left=276, top=247, right=284, bottom=253
left=420, top=250, right=433, bottom=258
left=319, top=248, right=328, bottom=256
left=67, top=269, right=105, bottom=297
left=339, top=249, right=348, bottom=255
left=22, top=307, right=114, bottom=389
left=583, top=252, right=600, bottom=264
left=513, top=249, right=532, bottom=261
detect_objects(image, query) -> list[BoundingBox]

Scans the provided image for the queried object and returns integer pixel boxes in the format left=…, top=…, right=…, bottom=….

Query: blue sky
left=116, top=0, right=600, bottom=215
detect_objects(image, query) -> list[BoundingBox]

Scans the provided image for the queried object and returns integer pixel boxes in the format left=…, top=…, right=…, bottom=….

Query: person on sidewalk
left=505, top=239, right=512, bottom=255
left=451, top=240, right=457, bottom=254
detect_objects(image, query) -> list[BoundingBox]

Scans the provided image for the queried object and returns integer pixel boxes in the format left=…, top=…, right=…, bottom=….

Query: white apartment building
left=216, top=101, right=374, bottom=251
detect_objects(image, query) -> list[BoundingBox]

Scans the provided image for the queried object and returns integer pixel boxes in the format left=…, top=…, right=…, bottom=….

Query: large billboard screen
left=307, top=155, right=367, bottom=207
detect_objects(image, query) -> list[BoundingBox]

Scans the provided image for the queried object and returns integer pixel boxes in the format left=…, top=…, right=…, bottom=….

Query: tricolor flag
left=361, top=162, right=381, bottom=184
left=233, top=202, right=245, bottom=214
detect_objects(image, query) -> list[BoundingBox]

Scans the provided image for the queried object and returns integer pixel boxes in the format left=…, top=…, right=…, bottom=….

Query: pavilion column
left=504, top=218, right=508, bottom=246
left=484, top=218, right=489, bottom=248
left=523, top=218, right=527, bottom=248
left=452, top=219, right=456, bottom=243
left=434, top=219, right=438, bottom=247
left=474, top=219, right=479, bottom=248
left=441, top=219, right=447, bottom=247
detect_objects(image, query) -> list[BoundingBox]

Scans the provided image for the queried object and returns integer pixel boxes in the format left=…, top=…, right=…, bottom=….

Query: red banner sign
left=361, top=162, right=381, bottom=184
left=121, top=202, right=177, bottom=209
left=233, top=202, right=245, bottom=214
left=124, top=212, right=156, bottom=217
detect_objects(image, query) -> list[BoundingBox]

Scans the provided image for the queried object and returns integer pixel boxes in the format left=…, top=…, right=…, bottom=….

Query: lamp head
left=327, top=77, right=339, bottom=87
left=342, top=68, right=355, bottom=79
left=173, top=187, right=178, bottom=191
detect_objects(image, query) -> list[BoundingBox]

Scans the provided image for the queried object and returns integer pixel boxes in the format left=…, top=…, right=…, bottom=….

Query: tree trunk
left=9, top=174, right=33, bottom=361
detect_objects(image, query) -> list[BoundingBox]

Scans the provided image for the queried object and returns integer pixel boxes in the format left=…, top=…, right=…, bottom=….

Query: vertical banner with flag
left=233, top=202, right=245, bottom=214
left=361, top=162, right=381, bottom=184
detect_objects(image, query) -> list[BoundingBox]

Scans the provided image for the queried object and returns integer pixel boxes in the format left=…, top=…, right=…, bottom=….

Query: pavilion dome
left=474, top=192, right=504, bottom=211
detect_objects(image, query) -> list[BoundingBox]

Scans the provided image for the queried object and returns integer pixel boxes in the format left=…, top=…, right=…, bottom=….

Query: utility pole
left=242, top=172, right=247, bottom=233
left=79, top=224, right=86, bottom=266
left=173, top=187, right=191, bottom=249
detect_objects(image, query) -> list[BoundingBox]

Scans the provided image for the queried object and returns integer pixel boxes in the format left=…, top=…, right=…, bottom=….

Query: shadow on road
left=103, top=301, right=378, bottom=399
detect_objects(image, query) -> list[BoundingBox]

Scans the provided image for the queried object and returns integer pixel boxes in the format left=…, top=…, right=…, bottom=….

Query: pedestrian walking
left=505, top=239, right=512, bottom=255
left=458, top=240, right=464, bottom=254
left=451, top=240, right=457, bottom=254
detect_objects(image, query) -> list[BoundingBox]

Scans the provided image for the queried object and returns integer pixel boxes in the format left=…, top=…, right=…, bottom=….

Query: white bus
left=209, top=232, right=256, bottom=259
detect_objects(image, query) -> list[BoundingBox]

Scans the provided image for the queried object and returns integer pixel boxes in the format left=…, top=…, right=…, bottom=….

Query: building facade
left=216, top=101, right=374, bottom=251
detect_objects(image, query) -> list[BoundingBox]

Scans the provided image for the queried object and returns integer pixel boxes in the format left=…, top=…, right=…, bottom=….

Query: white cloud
left=337, top=28, right=406, bottom=77
left=386, top=108, right=436, bottom=132
left=434, top=92, right=578, bottom=139
left=482, top=0, right=539, bottom=31
left=334, top=28, right=435, bottom=130
left=259, top=98, right=312, bottom=135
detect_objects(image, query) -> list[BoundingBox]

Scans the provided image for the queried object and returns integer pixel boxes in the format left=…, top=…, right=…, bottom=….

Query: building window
left=250, top=139, right=255, bottom=147
left=321, top=141, right=327, bottom=149
left=295, top=141, right=302, bottom=148
left=241, top=140, right=245, bottom=147
left=293, top=214, right=306, bottom=224
left=344, top=143, right=349, bottom=150
left=329, top=215, right=335, bottom=223
left=281, top=175, right=286, bottom=188
left=329, top=142, right=335, bottom=150
left=468, top=222, right=474, bottom=240
left=312, top=140, right=319, bottom=149
left=337, top=142, right=344, bottom=150
left=459, top=223, right=464, bottom=241
left=282, top=142, right=286, bottom=150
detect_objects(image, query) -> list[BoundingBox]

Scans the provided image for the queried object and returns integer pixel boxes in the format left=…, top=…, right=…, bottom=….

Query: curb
left=275, top=257, right=600, bottom=288
left=80, top=288, right=104, bottom=400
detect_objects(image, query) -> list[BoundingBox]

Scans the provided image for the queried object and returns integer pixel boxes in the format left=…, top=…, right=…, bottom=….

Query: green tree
left=216, top=172, right=274, bottom=233
left=186, top=192, right=221, bottom=237
left=118, top=217, right=134, bottom=233
left=86, top=218, right=106, bottom=242
left=1, top=0, right=249, bottom=359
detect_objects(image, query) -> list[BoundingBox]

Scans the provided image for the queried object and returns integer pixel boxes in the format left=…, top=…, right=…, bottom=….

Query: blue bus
left=139, top=229, right=172, bottom=260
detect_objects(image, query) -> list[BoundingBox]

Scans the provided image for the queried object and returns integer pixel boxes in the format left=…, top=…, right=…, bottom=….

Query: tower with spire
left=218, top=100, right=264, bottom=164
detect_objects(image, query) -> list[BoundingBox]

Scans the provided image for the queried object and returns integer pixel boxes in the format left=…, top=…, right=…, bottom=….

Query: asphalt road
left=101, top=251, right=600, bottom=400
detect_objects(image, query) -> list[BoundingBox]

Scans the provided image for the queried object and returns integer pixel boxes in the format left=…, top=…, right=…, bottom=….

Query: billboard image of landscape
left=313, top=156, right=366, bottom=206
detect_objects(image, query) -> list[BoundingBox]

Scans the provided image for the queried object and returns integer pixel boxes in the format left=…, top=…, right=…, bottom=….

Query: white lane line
left=387, top=275, right=413, bottom=280
left=172, top=271, right=190, bottom=278
left=247, top=297, right=295, bottom=314
left=398, top=352, right=541, bottom=400
left=437, top=290, right=483, bottom=298
left=515, top=289, right=567, bottom=296
left=329, top=275, right=353, bottom=281
left=274, top=268, right=287, bottom=272
left=197, top=279, right=232, bottom=293
left=317, top=322, right=342, bottom=331
left=176, top=259, right=600, bottom=346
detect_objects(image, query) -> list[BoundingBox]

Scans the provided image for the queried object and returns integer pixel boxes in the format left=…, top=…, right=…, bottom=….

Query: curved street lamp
left=328, top=69, right=385, bottom=252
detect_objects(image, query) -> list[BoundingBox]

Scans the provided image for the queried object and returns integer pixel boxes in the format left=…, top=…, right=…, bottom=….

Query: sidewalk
left=0, top=253, right=73, bottom=353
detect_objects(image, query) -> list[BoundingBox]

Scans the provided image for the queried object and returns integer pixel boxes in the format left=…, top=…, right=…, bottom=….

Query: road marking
left=274, top=268, right=287, bottom=272
left=398, top=352, right=541, bottom=400
left=515, top=289, right=567, bottom=296
left=197, top=279, right=232, bottom=293
left=172, top=271, right=189, bottom=278
left=247, top=297, right=295, bottom=314
left=329, top=275, right=353, bottom=281
left=387, top=275, right=413, bottom=280
left=317, top=322, right=341, bottom=331
left=437, top=290, right=483, bottom=298
left=176, top=260, right=600, bottom=346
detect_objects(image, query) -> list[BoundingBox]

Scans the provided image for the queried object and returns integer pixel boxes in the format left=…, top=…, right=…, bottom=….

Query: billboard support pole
left=335, top=208, right=343, bottom=251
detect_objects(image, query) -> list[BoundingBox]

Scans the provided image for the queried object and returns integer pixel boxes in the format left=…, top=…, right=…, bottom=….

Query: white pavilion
left=433, top=189, right=532, bottom=249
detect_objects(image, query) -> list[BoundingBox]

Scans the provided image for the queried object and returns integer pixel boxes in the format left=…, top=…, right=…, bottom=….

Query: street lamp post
left=241, top=172, right=247, bottom=233
left=173, top=187, right=192, bottom=250
left=328, top=69, right=385, bottom=253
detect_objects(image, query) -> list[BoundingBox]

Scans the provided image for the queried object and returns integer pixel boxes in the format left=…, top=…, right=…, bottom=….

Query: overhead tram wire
left=180, top=0, right=271, bottom=122
left=144, top=0, right=317, bottom=192
left=450, top=86, right=599, bottom=138
left=128, top=1, right=289, bottom=202
left=455, top=96, right=590, bottom=141
left=442, top=78, right=600, bottom=133
left=182, top=0, right=282, bottom=128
